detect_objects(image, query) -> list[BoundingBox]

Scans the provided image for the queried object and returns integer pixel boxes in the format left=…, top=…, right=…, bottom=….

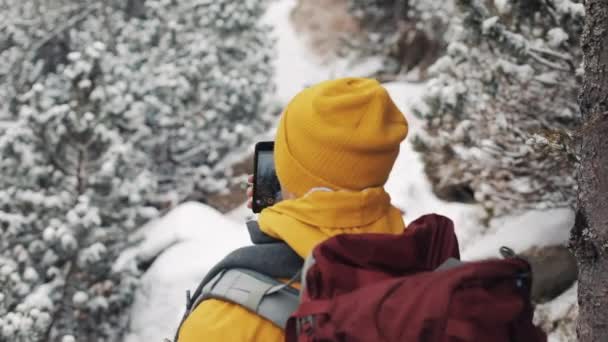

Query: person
left=176, top=77, right=409, bottom=341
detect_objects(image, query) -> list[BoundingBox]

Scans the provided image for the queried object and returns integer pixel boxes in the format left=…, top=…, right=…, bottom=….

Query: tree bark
left=571, top=0, right=608, bottom=341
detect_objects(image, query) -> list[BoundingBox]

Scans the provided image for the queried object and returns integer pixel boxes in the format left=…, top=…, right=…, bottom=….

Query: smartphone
left=252, top=141, right=282, bottom=213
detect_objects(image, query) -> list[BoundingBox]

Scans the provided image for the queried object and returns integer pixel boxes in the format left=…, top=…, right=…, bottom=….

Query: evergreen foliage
left=0, top=0, right=274, bottom=340
left=413, top=0, right=583, bottom=216
left=0, top=42, right=157, bottom=342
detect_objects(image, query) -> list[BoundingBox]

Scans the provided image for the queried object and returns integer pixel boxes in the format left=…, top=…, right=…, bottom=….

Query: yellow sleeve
left=178, top=299, right=284, bottom=342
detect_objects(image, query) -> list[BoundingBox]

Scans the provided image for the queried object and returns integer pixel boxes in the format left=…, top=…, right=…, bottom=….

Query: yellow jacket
left=177, top=188, right=405, bottom=341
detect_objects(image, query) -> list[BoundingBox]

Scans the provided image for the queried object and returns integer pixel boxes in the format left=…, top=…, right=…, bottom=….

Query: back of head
left=274, top=78, right=409, bottom=197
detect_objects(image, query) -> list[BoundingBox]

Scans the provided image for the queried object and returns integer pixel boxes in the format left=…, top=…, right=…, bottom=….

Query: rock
left=434, top=183, right=476, bottom=203
left=520, top=245, right=578, bottom=303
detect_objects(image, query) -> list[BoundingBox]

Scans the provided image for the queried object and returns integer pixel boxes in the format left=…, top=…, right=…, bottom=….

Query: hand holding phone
left=252, top=141, right=282, bottom=213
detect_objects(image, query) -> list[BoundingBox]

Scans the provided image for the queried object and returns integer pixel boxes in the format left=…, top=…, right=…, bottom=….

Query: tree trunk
left=571, top=0, right=608, bottom=341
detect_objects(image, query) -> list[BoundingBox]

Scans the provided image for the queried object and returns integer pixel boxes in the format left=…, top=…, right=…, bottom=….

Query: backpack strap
left=172, top=222, right=303, bottom=341
left=197, top=268, right=300, bottom=328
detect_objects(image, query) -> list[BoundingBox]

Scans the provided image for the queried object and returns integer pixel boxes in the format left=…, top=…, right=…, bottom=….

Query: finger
left=247, top=199, right=252, bottom=209
left=247, top=187, right=253, bottom=197
left=248, top=174, right=253, bottom=183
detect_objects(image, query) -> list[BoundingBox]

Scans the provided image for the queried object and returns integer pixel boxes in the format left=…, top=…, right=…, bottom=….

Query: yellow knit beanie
left=274, top=78, right=409, bottom=197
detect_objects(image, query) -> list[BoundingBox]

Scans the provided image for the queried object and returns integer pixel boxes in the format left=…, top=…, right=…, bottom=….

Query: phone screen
left=254, top=149, right=282, bottom=212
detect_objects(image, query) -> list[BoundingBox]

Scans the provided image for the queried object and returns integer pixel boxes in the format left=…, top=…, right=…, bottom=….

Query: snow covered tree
left=345, top=0, right=453, bottom=77
left=0, top=43, right=158, bottom=341
left=413, top=0, right=583, bottom=217
left=2, top=0, right=276, bottom=203
left=110, top=0, right=277, bottom=201
left=0, top=0, right=88, bottom=118
left=0, top=0, right=276, bottom=339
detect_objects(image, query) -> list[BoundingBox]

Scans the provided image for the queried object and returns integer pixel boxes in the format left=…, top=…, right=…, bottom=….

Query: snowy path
left=263, top=0, right=331, bottom=105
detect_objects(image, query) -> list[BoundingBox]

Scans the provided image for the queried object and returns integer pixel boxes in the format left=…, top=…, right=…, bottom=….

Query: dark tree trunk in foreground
left=570, top=0, right=608, bottom=341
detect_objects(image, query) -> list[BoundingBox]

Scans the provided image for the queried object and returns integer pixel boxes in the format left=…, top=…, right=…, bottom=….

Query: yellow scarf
left=258, top=187, right=406, bottom=258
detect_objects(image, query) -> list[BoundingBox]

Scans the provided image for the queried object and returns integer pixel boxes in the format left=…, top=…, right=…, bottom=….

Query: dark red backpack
left=285, top=214, right=547, bottom=342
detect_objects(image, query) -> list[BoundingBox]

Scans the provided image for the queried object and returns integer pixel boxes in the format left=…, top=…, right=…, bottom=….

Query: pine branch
left=7, top=3, right=101, bottom=103
left=0, top=3, right=81, bottom=33
left=529, top=46, right=576, bottom=71
left=43, top=261, right=74, bottom=342
left=528, top=50, right=572, bottom=72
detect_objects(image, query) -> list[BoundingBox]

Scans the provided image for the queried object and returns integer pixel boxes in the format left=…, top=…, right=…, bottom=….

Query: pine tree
left=0, top=0, right=85, bottom=118
left=2, top=0, right=276, bottom=202
left=413, top=0, right=583, bottom=217
left=0, top=43, right=158, bottom=341
left=0, top=0, right=276, bottom=339
left=117, top=0, right=276, bottom=200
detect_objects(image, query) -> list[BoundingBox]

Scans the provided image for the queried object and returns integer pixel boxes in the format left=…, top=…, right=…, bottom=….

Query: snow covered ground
left=122, top=1, right=577, bottom=341
left=263, top=0, right=331, bottom=105
left=121, top=203, right=250, bottom=342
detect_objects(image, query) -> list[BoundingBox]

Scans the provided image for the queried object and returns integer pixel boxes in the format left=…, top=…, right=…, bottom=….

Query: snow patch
left=547, top=28, right=569, bottom=48
left=462, top=207, right=574, bottom=260
left=496, top=59, right=535, bottom=82
left=482, top=16, right=500, bottom=34
left=121, top=202, right=249, bottom=342
left=494, top=0, right=512, bottom=15
left=535, top=284, right=578, bottom=342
